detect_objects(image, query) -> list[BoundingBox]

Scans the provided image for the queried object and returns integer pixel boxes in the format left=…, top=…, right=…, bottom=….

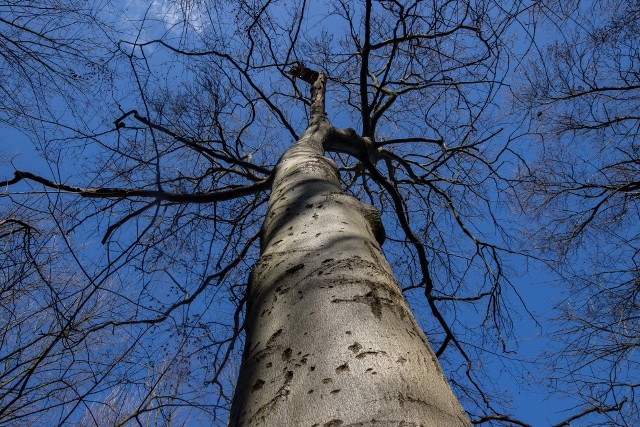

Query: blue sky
left=1, top=0, right=632, bottom=425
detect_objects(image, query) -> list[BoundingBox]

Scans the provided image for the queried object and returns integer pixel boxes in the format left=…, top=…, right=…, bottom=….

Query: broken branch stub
left=288, top=64, right=320, bottom=84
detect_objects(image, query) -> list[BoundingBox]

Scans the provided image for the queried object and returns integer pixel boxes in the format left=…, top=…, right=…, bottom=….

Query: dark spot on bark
left=348, top=342, right=362, bottom=353
left=356, top=350, right=387, bottom=359
left=285, top=264, right=304, bottom=275
left=322, top=258, right=334, bottom=263
left=345, top=331, right=352, bottom=335
left=322, top=378, right=333, bottom=384
left=330, top=389, right=341, bottom=394
left=267, top=329, right=283, bottom=345
left=396, top=356, right=407, bottom=364
left=331, top=288, right=389, bottom=319
left=365, top=291, right=382, bottom=318
left=285, top=371, right=294, bottom=380
left=266, top=362, right=272, bottom=368
left=335, top=363, right=349, bottom=373
left=315, top=233, right=321, bottom=237
left=323, top=420, right=343, bottom=427
left=308, top=389, right=314, bottom=394
left=282, top=348, right=292, bottom=361
left=273, top=240, right=283, bottom=245
left=277, top=286, right=290, bottom=295
left=305, top=204, right=313, bottom=208
left=252, top=379, right=265, bottom=391
left=310, top=366, right=316, bottom=371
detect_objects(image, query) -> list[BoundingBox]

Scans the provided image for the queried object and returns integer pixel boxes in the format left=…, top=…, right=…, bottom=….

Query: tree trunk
left=229, top=70, right=471, bottom=426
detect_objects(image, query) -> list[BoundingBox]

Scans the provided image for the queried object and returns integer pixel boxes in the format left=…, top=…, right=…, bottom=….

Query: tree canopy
left=0, top=0, right=637, bottom=425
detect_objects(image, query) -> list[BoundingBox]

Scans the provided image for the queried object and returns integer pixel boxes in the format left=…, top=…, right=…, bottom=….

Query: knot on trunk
left=326, top=127, right=381, bottom=164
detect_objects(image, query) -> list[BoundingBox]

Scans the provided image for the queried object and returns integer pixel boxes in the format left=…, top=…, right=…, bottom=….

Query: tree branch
left=1, top=171, right=272, bottom=203
left=550, top=399, right=627, bottom=427
left=288, top=63, right=327, bottom=126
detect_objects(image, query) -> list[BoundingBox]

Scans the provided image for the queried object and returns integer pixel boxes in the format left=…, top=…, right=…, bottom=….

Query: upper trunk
left=229, top=69, right=471, bottom=426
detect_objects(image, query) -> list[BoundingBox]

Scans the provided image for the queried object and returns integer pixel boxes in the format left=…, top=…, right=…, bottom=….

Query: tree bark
left=229, top=69, right=471, bottom=426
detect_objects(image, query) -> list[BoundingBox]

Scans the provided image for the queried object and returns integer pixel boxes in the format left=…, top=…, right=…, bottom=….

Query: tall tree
left=228, top=65, right=470, bottom=426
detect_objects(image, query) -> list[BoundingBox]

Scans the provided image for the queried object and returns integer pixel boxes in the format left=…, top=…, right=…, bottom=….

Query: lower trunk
left=229, top=123, right=471, bottom=426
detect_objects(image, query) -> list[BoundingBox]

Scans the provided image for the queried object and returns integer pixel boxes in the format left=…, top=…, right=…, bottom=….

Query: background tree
left=513, top=0, right=640, bottom=424
left=0, top=0, right=115, bottom=132
left=0, top=0, right=634, bottom=425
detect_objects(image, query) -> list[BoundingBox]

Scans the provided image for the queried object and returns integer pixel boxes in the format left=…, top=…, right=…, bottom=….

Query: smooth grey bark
left=229, top=69, right=471, bottom=426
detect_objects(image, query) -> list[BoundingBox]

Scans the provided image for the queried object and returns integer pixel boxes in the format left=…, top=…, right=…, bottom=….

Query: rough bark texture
left=229, top=69, right=471, bottom=426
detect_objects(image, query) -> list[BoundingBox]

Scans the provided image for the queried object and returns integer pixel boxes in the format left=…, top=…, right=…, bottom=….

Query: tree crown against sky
left=0, top=0, right=638, bottom=425
left=512, top=0, right=640, bottom=422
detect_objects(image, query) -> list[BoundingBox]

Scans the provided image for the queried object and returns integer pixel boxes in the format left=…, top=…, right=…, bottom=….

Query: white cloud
left=120, top=0, right=210, bottom=40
